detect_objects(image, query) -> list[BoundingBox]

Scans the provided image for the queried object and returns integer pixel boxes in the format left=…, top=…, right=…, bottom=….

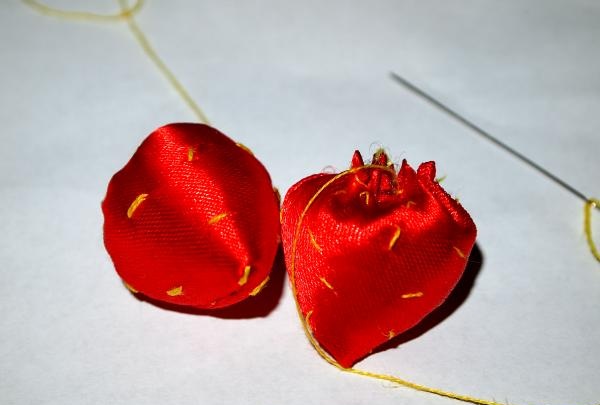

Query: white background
left=1, top=1, right=599, bottom=404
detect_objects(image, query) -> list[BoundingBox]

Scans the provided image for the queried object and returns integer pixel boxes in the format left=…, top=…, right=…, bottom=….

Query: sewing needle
left=389, top=71, right=597, bottom=210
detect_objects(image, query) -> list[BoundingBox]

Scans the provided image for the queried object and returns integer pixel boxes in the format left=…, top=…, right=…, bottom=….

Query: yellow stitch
left=333, top=189, right=347, bottom=196
left=453, top=246, right=466, bottom=259
left=238, top=265, right=252, bottom=286
left=405, top=200, right=416, bottom=208
left=388, top=226, right=401, bottom=250
left=308, top=229, right=322, bottom=252
left=305, top=310, right=314, bottom=323
left=127, top=193, right=148, bottom=218
left=435, top=175, right=447, bottom=183
left=249, top=276, right=270, bottom=296
left=360, top=190, right=371, bottom=205
left=319, top=277, right=334, bottom=291
left=236, top=142, right=254, bottom=155
left=166, top=286, right=183, bottom=296
left=354, top=174, right=368, bottom=188
left=123, top=282, right=138, bottom=294
left=401, top=291, right=424, bottom=299
left=208, top=212, right=228, bottom=225
left=394, top=188, right=404, bottom=195
left=187, top=146, right=195, bottom=161
left=386, top=330, right=396, bottom=340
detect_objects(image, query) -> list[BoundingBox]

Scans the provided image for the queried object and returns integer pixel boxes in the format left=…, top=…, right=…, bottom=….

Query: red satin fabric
left=281, top=151, right=477, bottom=368
left=102, top=123, right=280, bottom=308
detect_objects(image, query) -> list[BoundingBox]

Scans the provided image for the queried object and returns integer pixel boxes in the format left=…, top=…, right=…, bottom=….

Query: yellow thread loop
left=208, top=212, right=228, bottom=225
left=187, top=147, right=195, bottom=161
left=388, top=226, right=402, bottom=250
left=249, top=276, right=270, bottom=296
left=238, top=265, right=252, bottom=286
left=127, top=193, right=148, bottom=218
left=584, top=198, right=600, bottom=262
left=405, top=200, right=416, bottom=208
left=166, top=286, right=183, bottom=296
left=386, top=330, right=396, bottom=340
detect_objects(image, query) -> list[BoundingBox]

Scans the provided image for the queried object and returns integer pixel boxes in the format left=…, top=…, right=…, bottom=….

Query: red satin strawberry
left=281, top=150, right=477, bottom=368
left=102, top=123, right=280, bottom=309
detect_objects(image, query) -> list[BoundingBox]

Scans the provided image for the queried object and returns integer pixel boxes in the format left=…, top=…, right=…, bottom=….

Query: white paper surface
left=1, top=1, right=599, bottom=404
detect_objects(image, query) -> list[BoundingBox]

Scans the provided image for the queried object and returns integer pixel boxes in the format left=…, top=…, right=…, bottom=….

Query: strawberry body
left=281, top=151, right=477, bottom=367
left=102, top=123, right=280, bottom=308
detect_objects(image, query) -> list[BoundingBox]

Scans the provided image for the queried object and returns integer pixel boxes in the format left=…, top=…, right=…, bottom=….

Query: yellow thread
left=117, top=0, right=211, bottom=124
left=187, top=147, right=195, bottom=161
left=319, top=277, right=334, bottom=291
left=23, top=0, right=211, bottom=124
left=435, top=175, right=447, bottom=183
left=308, top=229, right=322, bottom=252
left=333, top=189, right=347, bottom=196
left=584, top=198, right=600, bottom=262
left=401, top=291, right=424, bottom=299
left=166, top=285, right=183, bottom=296
left=288, top=164, right=531, bottom=405
left=359, top=190, right=371, bottom=205
left=238, top=265, right=252, bottom=286
left=249, top=276, right=270, bottom=296
left=406, top=200, right=416, bottom=208
left=453, top=246, right=466, bottom=259
left=123, top=282, right=138, bottom=293
left=22, top=0, right=143, bottom=22
left=208, top=212, right=228, bottom=225
left=388, top=226, right=402, bottom=250
left=236, top=142, right=254, bottom=155
left=127, top=193, right=148, bottom=218
left=386, top=330, right=396, bottom=340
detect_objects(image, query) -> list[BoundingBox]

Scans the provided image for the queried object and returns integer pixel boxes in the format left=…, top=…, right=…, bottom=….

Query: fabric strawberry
left=102, top=123, right=280, bottom=309
left=281, top=150, right=477, bottom=368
